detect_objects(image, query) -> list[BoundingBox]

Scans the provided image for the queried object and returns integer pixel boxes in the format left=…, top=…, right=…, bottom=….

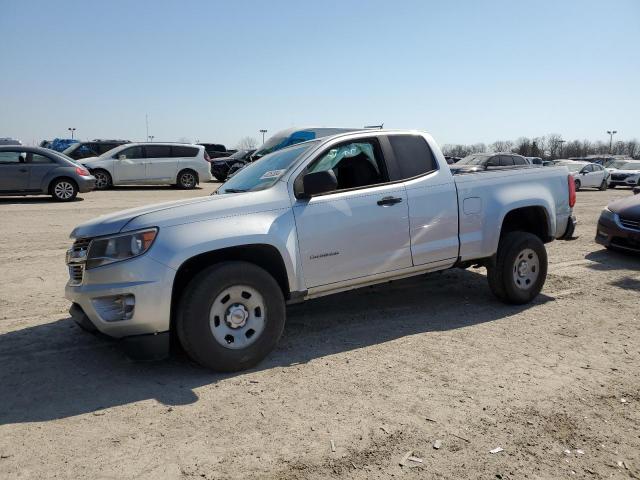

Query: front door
left=114, top=146, right=146, bottom=183
left=292, top=138, right=412, bottom=288
left=0, top=151, right=29, bottom=191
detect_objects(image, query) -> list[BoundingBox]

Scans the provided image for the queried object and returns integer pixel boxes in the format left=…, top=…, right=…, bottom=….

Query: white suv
left=80, top=143, right=212, bottom=189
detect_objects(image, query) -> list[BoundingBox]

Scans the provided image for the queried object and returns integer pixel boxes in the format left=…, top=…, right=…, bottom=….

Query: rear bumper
left=559, top=215, right=577, bottom=240
left=77, top=176, right=96, bottom=192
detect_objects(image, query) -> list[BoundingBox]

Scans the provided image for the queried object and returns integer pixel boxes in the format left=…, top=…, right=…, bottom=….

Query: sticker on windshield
left=260, top=169, right=286, bottom=180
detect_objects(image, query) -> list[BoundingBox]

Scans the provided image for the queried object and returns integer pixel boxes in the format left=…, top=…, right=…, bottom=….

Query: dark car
left=0, top=146, right=95, bottom=201
left=210, top=149, right=256, bottom=181
left=595, top=194, right=640, bottom=253
left=449, top=153, right=530, bottom=173
left=62, top=139, right=130, bottom=160
left=198, top=143, right=231, bottom=160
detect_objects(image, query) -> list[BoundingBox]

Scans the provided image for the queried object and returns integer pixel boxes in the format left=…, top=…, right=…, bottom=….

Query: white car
left=80, top=143, right=213, bottom=189
left=608, top=161, right=640, bottom=188
left=558, top=160, right=608, bottom=191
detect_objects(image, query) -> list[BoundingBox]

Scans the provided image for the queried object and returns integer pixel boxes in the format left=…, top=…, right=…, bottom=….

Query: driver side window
left=114, top=146, right=143, bottom=159
left=307, top=139, right=387, bottom=191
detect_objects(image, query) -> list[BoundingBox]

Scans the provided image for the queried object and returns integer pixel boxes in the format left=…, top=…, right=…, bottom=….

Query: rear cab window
left=386, top=134, right=437, bottom=180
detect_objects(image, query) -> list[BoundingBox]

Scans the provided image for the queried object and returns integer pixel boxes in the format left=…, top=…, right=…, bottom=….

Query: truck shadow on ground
left=0, top=268, right=551, bottom=425
left=0, top=196, right=85, bottom=204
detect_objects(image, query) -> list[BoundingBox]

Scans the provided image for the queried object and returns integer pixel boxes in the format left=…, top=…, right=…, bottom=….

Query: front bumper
left=65, top=253, right=176, bottom=338
left=211, top=163, right=230, bottom=179
left=595, top=214, right=640, bottom=253
left=77, top=176, right=96, bottom=193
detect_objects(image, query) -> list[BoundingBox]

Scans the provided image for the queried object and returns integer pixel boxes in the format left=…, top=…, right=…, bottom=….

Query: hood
left=608, top=194, right=640, bottom=219
left=69, top=185, right=289, bottom=239
left=78, top=157, right=100, bottom=165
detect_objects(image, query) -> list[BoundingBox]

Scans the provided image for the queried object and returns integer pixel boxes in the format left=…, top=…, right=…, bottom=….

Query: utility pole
left=558, top=139, right=566, bottom=158
left=607, top=130, right=617, bottom=153
left=146, top=114, right=150, bottom=143
left=259, top=129, right=267, bottom=144
left=68, top=127, right=76, bottom=139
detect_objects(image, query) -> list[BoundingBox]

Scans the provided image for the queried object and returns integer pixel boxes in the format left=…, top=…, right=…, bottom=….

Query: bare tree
left=236, top=136, right=258, bottom=150
left=490, top=140, right=513, bottom=153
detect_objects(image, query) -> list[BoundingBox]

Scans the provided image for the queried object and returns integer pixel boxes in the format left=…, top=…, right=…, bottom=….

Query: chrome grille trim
left=620, top=218, right=640, bottom=231
left=67, top=237, right=92, bottom=285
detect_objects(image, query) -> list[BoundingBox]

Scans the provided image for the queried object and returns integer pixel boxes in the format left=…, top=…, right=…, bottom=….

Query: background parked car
left=526, top=156, right=543, bottom=166
left=210, top=149, right=255, bottom=181
left=225, top=127, right=361, bottom=179
left=47, top=138, right=78, bottom=152
left=558, top=160, right=608, bottom=190
left=596, top=194, right=640, bottom=253
left=0, top=137, right=22, bottom=145
left=608, top=160, right=640, bottom=188
left=0, top=146, right=95, bottom=201
left=449, top=153, right=531, bottom=173
left=79, top=142, right=212, bottom=189
left=62, top=139, right=129, bottom=160
left=198, top=143, right=235, bottom=159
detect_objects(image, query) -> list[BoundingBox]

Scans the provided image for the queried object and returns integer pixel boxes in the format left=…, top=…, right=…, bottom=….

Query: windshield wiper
left=223, top=188, right=247, bottom=193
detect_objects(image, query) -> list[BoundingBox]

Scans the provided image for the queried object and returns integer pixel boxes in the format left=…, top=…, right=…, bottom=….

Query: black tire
left=599, top=180, right=607, bottom=191
left=177, top=261, right=286, bottom=372
left=92, top=169, right=112, bottom=190
left=50, top=178, right=78, bottom=202
left=487, top=232, right=548, bottom=305
left=574, top=179, right=581, bottom=191
left=610, top=184, right=616, bottom=189
left=177, top=169, right=198, bottom=189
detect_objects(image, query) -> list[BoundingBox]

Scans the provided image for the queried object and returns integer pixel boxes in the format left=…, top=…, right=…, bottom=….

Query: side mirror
left=300, top=170, right=338, bottom=198
left=118, top=154, right=127, bottom=161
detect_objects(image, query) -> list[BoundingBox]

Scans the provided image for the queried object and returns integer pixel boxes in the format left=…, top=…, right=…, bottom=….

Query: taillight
left=204, top=151, right=212, bottom=163
left=76, top=166, right=90, bottom=176
left=568, top=174, right=576, bottom=208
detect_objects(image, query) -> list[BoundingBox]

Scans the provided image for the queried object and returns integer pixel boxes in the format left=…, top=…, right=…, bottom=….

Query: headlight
left=86, top=228, right=158, bottom=269
left=600, top=207, right=616, bottom=222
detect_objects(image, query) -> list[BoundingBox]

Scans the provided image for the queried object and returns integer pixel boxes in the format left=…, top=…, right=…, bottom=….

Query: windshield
left=620, top=162, right=640, bottom=170
left=456, top=154, right=490, bottom=166
left=228, top=149, right=249, bottom=160
left=219, top=141, right=319, bottom=193
left=565, top=163, right=587, bottom=172
left=252, top=135, right=288, bottom=159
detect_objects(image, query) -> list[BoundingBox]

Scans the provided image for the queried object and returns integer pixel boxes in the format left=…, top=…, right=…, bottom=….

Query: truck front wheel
left=487, top=232, right=548, bottom=305
left=177, top=261, right=286, bottom=372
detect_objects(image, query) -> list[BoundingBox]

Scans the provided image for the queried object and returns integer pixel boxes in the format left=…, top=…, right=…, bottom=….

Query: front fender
left=148, top=208, right=303, bottom=293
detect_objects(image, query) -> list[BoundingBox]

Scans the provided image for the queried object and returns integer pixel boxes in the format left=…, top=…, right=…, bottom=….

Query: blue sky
left=1, top=0, right=638, bottom=147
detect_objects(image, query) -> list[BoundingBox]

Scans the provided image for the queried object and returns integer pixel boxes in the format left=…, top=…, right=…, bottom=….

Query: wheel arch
left=499, top=205, right=552, bottom=243
left=48, top=175, right=78, bottom=194
left=170, top=244, right=290, bottom=331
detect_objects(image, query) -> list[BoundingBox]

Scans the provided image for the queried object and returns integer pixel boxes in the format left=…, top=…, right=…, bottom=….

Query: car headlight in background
left=86, top=228, right=158, bottom=269
left=599, top=207, right=616, bottom=223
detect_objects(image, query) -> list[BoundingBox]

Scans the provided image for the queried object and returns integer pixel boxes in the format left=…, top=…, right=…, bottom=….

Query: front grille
left=68, top=264, right=84, bottom=286
left=620, top=217, right=640, bottom=231
left=67, top=237, right=92, bottom=285
left=612, top=173, right=630, bottom=180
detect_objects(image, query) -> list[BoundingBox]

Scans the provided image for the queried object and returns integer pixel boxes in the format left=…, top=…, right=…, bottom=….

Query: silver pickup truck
left=66, top=130, right=576, bottom=371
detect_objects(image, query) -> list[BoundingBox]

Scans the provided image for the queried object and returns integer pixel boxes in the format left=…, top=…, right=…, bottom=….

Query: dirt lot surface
left=0, top=183, right=638, bottom=479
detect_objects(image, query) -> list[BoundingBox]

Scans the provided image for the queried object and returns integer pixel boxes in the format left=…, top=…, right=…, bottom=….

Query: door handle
left=377, top=196, right=403, bottom=206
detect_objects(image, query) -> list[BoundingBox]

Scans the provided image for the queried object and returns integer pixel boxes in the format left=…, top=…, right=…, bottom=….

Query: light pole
left=558, top=139, right=566, bottom=158
left=259, top=129, right=267, bottom=144
left=68, top=127, right=76, bottom=139
left=607, top=130, right=617, bottom=153
left=148, top=135, right=155, bottom=142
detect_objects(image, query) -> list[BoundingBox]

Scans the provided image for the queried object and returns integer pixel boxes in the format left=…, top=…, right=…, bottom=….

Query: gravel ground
left=0, top=183, right=638, bottom=479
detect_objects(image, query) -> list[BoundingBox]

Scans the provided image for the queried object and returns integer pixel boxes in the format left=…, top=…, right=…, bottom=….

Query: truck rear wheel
left=177, top=261, right=286, bottom=372
left=487, top=232, right=547, bottom=304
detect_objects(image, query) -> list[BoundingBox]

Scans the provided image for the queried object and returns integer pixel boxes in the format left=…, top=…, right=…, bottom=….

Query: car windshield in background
left=620, top=162, right=640, bottom=170
left=218, top=141, right=319, bottom=193
left=252, top=136, right=287, bottom=159
left=228, top=149, right=249, bottom=159
left=457, top=154, right=490, bottom=165
left=606, top=160, right=628, bottom=169
left=565, top=163, right=587, bottom=172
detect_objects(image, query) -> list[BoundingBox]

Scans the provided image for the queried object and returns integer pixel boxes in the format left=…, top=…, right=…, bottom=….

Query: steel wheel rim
left=209, top=285, right=266, bottom=350
left=513, top=248, right=539, bottom=290
left=54, top=181, right=74, bottom=199
left=181, top=173, right=196, bottom=188
left=95, top=172, right=108, bottom=189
